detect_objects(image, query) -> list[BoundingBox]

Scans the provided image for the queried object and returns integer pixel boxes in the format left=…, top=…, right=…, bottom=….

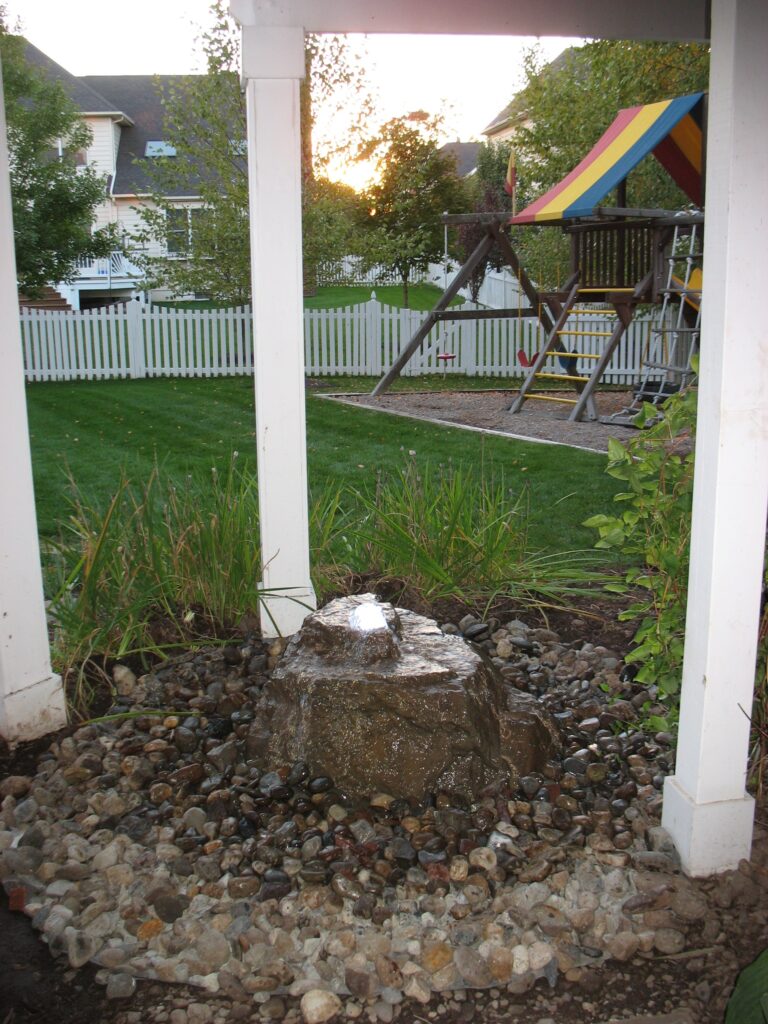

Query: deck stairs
left=18, top=286, right=73, bottom=311
left=509, top=276, right=644, bottom=422
left=603, top=223, right=702, bottom=427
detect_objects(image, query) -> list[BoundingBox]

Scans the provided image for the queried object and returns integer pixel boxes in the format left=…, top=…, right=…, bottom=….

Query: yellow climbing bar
left=556, top=329, right=613, bottom=337
left=535, top=372, right=590, bottom=383
left=578, top=287, right=634, bottom=292
left=525, top=394, right=578, bottom=404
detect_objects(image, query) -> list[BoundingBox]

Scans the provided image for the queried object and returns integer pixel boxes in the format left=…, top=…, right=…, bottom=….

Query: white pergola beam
left=244, top=30, right=317, bottom=638
left=661, top=0, right=767, bottom=875
left=0, top=62, right=68, bottom=741
left=231, top=0, right=708, bottom=41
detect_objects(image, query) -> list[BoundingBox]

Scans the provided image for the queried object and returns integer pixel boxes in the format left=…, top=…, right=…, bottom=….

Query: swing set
left=372, top=93, right=706, bottom=424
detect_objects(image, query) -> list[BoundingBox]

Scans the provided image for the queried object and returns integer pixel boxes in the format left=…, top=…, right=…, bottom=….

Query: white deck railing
left=73, top=251, right=140, bottom=281
left=19, top=298, right=654, bottom=384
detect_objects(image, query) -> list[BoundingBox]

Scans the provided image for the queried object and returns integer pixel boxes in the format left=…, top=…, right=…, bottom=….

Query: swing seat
left=517, top=348, right=539, bottom=368
left=436, top=353, right=456, bottom=362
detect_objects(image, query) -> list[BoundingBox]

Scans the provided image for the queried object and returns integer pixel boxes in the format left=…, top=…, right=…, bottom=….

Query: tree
left=514, top=41, right=710, bottom=208
left=1, top=17, right=114, bottom=296
left=135, top=0, right=372, bottom=304
left=501, top=41, right=710, bottom=288
left=302, top=177, right=367, bottom=287
left=359, top=112, right=465, bottom=307
left=456, top=140, right=513, bottom=302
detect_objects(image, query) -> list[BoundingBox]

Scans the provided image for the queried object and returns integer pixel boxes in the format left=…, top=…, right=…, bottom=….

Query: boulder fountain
left=250, top=594, right=559, bottom=801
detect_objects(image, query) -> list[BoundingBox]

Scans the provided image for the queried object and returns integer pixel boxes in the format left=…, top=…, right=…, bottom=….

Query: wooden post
left=242, top=27, right=317, bottom=637
left=0, top=59, right=67, bottom=740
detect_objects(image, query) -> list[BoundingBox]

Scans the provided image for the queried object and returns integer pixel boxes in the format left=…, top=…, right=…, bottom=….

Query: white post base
left=662, top=775, right=755, bottom=877
left=259, top=586, right=317, bottom=639
left=0, top=673, right=68, bottom=743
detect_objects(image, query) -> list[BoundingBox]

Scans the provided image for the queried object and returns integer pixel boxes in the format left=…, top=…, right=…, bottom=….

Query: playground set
left=372, top=93, right=705, bottom=425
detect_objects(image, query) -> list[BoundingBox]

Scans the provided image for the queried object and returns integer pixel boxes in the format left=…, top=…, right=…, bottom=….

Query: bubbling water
left=349, top=602, right=389, bottom=633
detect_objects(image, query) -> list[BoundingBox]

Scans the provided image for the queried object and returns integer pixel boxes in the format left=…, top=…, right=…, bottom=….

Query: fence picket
left=19, top=302, right=653, bottom=385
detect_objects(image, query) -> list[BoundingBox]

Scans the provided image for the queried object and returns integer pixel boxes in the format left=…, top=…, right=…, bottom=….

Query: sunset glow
left=8, top=2, right=577, bottom=194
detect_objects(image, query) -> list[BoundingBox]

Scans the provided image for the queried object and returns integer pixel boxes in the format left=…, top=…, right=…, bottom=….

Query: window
left=166, top=207, right=202, bottom=256
left=145, top=141, right=177, bottom=158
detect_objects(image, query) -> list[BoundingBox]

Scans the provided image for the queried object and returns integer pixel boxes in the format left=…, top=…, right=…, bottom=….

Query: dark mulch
left=0, top=891, right=112, bottom=1024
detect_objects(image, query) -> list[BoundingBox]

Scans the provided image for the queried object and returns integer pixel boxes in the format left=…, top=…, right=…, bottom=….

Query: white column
left=243, top=27, right=317, bottom=638
left=662, top=0, right=768, bottom=876
left=0, top=62, right=68, bottom=741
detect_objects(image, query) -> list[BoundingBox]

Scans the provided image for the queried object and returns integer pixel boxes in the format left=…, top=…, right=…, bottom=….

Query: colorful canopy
left=510, top=93, right=704, bottom=224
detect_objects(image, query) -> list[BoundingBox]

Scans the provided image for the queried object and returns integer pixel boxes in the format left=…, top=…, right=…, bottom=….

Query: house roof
left=80, top=75, right=201, bottom=196
left=482, top=47, right=579, bottom=138
left=510, top=92, right=704, bottom=224
left=20, top=38, right=211, bottom=198
left=438, top=141, right=480, bottom=178
left=22, top=40, right=132, bottom=121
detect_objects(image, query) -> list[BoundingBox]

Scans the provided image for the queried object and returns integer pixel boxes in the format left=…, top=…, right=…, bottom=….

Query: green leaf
left=583, top=514, right=614, bottom=528
left=646, top=715, right=670, bottom=732
left=606, top=437, right=631, bottom=465
left=726, top=948, right=768, bottom=1024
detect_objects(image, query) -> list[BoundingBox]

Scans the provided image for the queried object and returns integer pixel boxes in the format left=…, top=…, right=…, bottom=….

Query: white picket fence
left=317, top=257, right=433, bottom=287
left=20, top=298, right=655, bottom=384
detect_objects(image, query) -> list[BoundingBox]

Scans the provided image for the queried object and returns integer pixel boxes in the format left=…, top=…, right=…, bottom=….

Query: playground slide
left=671, top=267, right=703, bottom=311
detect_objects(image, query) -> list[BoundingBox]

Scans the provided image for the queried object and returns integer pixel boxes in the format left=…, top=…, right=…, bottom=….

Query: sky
left=7, top=0, right=580, bottom=189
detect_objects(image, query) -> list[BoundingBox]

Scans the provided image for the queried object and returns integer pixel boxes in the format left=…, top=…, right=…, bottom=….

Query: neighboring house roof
left=482, top=46, right=579, bottom=138
left=21, top=39, right=210, bottom=199
left=438, top=141, right=480, bottom=178
left=80, top=75, right=201, bottom=196
left=22, top=40, right=133, bottom=122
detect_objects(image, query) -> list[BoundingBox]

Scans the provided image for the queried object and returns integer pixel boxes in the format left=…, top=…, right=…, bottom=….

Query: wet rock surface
left=256, top=596, right=558, bottom=800
left=0, top=605, right=767, bottom=1024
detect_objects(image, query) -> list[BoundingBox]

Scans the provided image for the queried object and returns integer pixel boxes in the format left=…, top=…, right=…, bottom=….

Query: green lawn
left=26, top=377, right=621, bottom=556
left=156, top=283, right=461, bottom=313
left=303, top=283, right=463, bottom=311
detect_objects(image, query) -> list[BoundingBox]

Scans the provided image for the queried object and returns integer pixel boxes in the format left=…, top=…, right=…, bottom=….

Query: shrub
left=584, top=389, right=697, bottom=715
left=585, top=382, right=768, bottom=756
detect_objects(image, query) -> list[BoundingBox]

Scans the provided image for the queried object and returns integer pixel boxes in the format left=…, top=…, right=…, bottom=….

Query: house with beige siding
left=481, top=47, right=578, bottom=143
left=23, top=42, right=203, bottom=308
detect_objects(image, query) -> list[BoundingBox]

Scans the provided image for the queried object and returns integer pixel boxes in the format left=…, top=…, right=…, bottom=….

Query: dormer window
left=145, top=141, right=177, bottom=158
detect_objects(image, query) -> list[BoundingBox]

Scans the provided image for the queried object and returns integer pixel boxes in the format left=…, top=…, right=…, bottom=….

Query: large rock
left=254, top=595, right=558, bottom=800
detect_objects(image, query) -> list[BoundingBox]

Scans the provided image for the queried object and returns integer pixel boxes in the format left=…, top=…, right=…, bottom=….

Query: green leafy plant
left=726, top=948, right=768, bottom=1024
left=584, top=377, right=768, bottom=749
left=584, top=386, right=697, bottom=714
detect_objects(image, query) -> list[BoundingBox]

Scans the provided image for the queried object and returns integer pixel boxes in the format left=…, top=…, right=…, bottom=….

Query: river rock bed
left=1, top=611, right=766, bottom=1024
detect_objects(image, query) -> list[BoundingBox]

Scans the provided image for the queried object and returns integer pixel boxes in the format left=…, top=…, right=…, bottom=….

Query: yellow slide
left=671, top=267, right=702, bottom=312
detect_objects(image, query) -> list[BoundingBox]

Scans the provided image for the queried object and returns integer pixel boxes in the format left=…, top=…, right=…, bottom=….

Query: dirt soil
left=332, top=389, right=642, bottom=453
